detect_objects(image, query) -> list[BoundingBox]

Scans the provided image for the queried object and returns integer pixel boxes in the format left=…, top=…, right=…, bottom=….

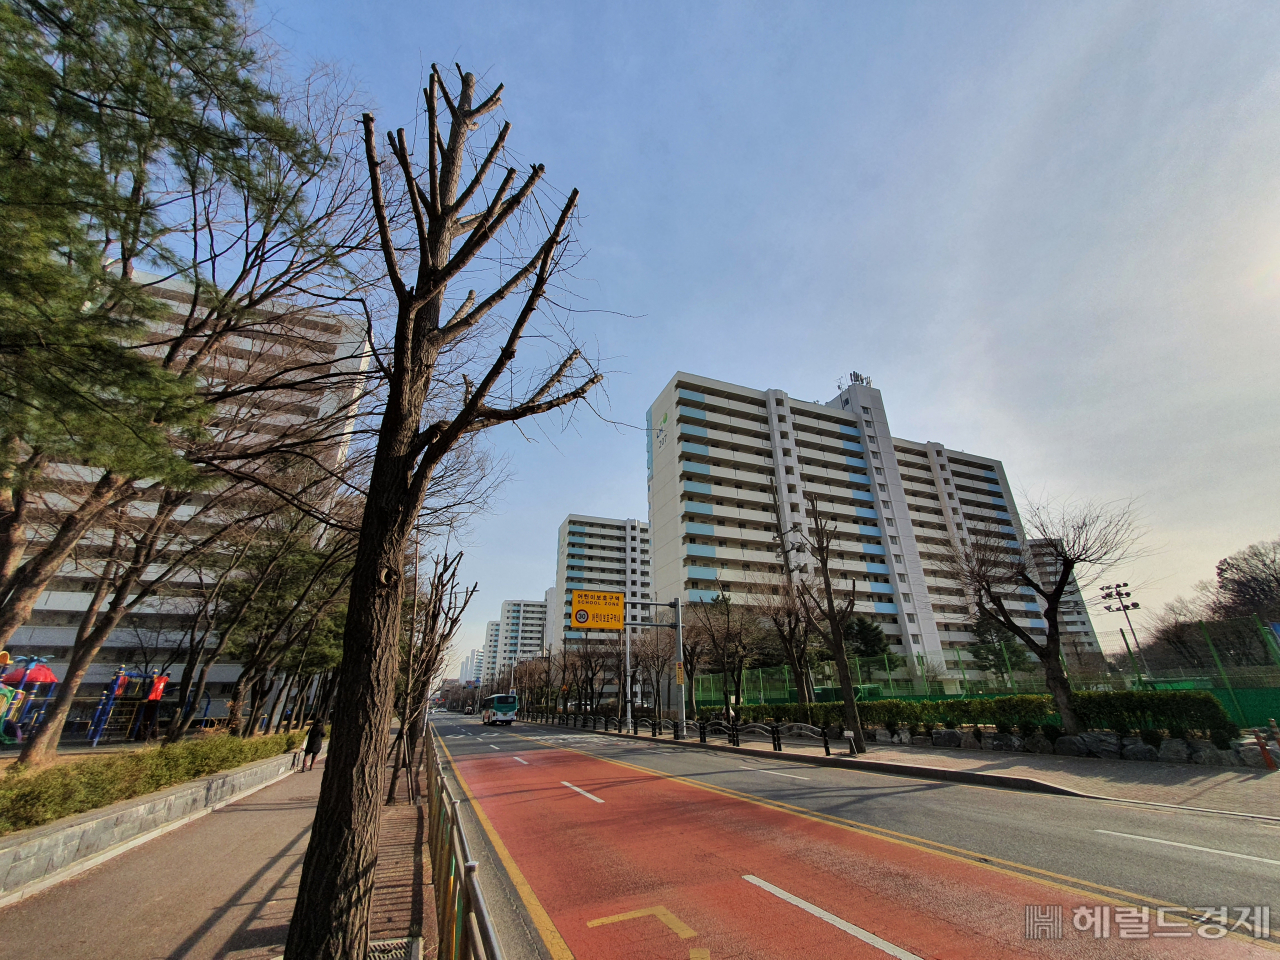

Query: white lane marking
left=489, top=745, right=500, bottom=750
left=514, top=757, right=529, bottom=765
left=1095, top=830, right=1280, bottom=866
left=738, top=764, right=810, bottom=781
left=743, top=875, right=922, bottom=959
left=561, top=781, right=604, bottom=803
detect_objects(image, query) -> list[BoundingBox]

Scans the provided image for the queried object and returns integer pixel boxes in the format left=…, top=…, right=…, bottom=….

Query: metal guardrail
left=516, top=711, right=857, bottom=756
left=424, top=724, right=505, bottom=960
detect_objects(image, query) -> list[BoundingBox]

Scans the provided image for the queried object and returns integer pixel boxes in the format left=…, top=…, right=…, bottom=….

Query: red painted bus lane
left=450, top=743, right=1274, bottom=959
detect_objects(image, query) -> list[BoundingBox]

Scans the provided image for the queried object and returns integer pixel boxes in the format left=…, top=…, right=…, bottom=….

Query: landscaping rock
left=959, top=731, right=980, bottom=749
left=875, top=728, right=894, bottom=744
left=1188, top=740, right=1224, bottom=766
left=1121, top=743, right=1158, bottom=762
left=1024, top=733, right=1055, bottom=754
left=1054, top=735, right=1085, bottom=757
left=1158, top=738, right=1190, bottom=763
left=1237, top=744, right=1280, bottom=769
left=893, top=729, right=912, bottom=745
left=989, top=733, right=1023, bottom=752
left=910, top=736, right=930, bottom=746
left=1079, top=731, right=1122, bottom=760
left=932, top=728, right=962, bottom=748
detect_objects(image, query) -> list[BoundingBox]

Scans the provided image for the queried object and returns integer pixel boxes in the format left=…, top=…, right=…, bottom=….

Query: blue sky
left=266, top=0, right=1280, bottom=664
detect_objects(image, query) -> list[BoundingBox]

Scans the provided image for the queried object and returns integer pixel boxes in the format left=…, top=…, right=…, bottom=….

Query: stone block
left=959, top=731, right=980, bottom=749
left=1079, top=731, right=1122, bottom=760
left=1158, top=738, right=1190, bottom=763
left=932, top=728, right=962, bottom=748
left=875, top=728, right=894, bottom=744
left=1236, top=744, right=1280, bottom=769
left=1188, top=739, right=1224, bottom=766
left=1053, top=735, right=1085, bottom=757
left=1024, top=733, right=1055, bottom=754
left=910, top=736, right=930, bottom=746
left=989, top=733, right=1022, bottom=752
left=1122, top=743, right=1158, bottom=762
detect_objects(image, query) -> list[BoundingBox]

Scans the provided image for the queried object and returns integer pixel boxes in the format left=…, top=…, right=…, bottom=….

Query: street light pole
left=1101, top=583, right=1149, bottom=675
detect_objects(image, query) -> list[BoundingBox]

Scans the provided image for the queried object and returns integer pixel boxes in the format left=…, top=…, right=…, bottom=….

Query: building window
left=874, top=467, right=883, bottom=475
left=901, top=594, right=912, bottom=603
left=862, top=406, right=871, bottom=414
left=871, top=452, right=880, bottom=460
left=894, top=554, right=904, bottom=565
left=889, top=536, right=899, bottom=545
left=898, top=574, right=908, bottom=583
left=878, top=484, right=888, bottom=493
left=906, top=613, right=917, bottom=623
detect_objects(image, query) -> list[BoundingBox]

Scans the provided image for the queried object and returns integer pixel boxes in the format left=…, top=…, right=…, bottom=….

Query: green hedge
left=697, top=690, right=1238, bottom=738
left=0, top=731, right=304, bottom=836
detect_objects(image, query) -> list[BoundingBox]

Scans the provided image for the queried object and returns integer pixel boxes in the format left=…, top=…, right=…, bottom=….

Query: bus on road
left=481, top=694, right=518, bottom=725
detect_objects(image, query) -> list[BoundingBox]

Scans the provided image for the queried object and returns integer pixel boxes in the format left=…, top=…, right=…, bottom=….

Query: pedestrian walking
left=303, top=721, right=325, bottom=771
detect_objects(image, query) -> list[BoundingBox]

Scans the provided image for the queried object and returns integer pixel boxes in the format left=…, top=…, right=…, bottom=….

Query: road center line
left=1094, top=830, right=1280, bottom=866
left=738, top=765, right=810, bottom=780
left=561, top=781, right=604, bottom=803
left=514, top=757, right=529, bottom=764
left=743, top=875, right=923, bottom=960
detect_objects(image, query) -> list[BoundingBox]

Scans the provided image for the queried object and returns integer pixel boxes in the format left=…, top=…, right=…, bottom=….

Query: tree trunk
left=0, top=472, right=132, bottom=648
left=829, top=641, right=867, bottom=752
left=1043, top=656, right=1081, bottom=735
left=286, top=481, right=413, bottom=960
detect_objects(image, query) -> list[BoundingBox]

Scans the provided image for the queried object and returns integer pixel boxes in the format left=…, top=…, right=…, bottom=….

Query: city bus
left=481, top=694, right=518, bottom=725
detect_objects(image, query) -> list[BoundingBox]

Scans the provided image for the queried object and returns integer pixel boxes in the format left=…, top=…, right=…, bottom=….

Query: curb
left=524, top=722, right=1280, bottom=821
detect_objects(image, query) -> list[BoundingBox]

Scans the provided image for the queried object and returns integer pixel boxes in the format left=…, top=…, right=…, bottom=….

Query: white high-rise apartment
left=480, top=600, right=548, bottom=685
left=646, top=371, right=1046, bottom=679
left=546, top=515, right=652, bottom=654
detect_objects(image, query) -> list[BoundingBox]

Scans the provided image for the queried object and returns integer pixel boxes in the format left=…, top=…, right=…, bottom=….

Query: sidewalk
left=0, top=757, right=435, bottom=958
left=686, top=730, right=1280, bottom=817
left=851, top=742, right=1280, bottom=817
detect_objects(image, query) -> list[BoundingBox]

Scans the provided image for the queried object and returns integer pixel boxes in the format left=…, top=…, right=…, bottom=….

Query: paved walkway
left=685, top=729, right=1280, bottom=817
left=853, top=742, right=1280, bottom=816
left=0, top=757, right=434, bottom=959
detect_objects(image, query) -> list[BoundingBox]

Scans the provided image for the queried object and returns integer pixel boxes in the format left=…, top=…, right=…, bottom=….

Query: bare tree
left=684, top=591, right=753, bottom=719
left=386, top=550, right=475, bottom=804
left=635, top=627, right=676, bottom=718
left=287, top=66, right=602, bottom=959
left=789, top=492, right=868, bottom=751
left=753, top=573, right=816, bottom=705
left=945, top=497, right=1143, bottom=734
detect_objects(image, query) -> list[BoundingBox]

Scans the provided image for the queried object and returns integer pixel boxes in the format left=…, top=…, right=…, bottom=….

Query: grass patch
left=0, top=731, right=303, bottom=837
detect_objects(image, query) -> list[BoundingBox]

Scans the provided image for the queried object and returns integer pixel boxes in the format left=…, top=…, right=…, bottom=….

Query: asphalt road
left=433, top=714, right=1279, bottom=960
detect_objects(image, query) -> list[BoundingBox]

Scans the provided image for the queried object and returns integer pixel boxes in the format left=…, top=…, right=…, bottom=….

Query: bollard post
left=699, top=721, right=707, bottom=744
left=1254, top=729, right=1278, bottom=771
left=1270, top=718, right=1279, bottom=742
left=822, top=728, right=830, bottom=756
left=650, top=718, right=658, bottom=738
left=771, top=723, right=781, bottom=752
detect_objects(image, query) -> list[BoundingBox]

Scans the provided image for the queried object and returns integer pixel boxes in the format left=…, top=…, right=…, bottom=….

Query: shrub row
left=696, top=690, right=1238, bottom=739
left=0, top=731, right=304, bottom=837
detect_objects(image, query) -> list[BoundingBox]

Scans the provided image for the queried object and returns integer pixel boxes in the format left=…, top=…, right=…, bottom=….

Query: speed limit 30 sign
left=570, top=590, right=625, bottom=630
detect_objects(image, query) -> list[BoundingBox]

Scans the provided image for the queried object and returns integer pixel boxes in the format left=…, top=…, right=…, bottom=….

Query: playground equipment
left=86, top=667, right=172, bottom=746
left=1, top=657, right=59, bottom=734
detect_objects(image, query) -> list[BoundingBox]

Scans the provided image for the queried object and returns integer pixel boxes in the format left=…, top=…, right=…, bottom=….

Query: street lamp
left=1100, top=583, right=1150, bottom=675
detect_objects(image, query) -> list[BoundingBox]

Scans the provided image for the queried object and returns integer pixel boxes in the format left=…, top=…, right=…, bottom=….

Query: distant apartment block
left=480, top=600, right=548, bottom=685
left=545, top=515, right=651, bottom=653
left=458, top=649, right=483, bottom=684
left=646, top=371, right=1046, bottom=678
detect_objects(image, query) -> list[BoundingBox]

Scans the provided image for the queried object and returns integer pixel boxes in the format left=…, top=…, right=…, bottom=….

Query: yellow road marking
left=690, top=950, right=711, bottom=959
left=509, top=730, right=1280, bottom=950
left=586, top=905, right=697, bottom=939
left=438, top=737, right=575, bottom=959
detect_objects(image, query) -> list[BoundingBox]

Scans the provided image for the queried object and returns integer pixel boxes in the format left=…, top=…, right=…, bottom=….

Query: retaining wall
left=0, top=746, right=307, bottom=907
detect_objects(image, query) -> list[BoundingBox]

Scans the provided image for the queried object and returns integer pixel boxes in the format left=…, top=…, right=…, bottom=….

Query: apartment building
left=480, top=600, right=548, bottom=685
left=6, top=272, right=367, bottom=705
left=545, top=515, right=652, bottom=654
left=647, top=371, right=1045, bottom=678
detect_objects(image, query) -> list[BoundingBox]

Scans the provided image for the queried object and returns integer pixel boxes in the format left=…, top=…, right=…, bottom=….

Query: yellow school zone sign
left=570, top=590, right=625, bottom=630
